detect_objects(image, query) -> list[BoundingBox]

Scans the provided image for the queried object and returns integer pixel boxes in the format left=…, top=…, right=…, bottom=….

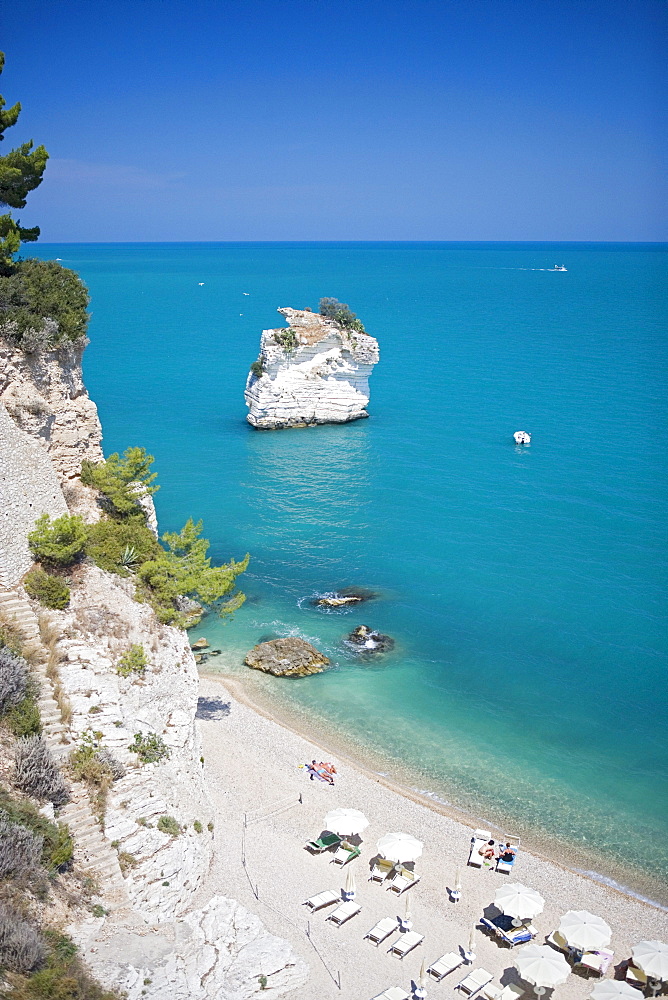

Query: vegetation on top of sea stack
left=0, top=50, right=90, bottom=351
left=319, top=297, right=366, bottom=333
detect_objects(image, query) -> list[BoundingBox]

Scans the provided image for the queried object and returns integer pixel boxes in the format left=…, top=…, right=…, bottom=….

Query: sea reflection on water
left=240, top=421, right=373, bottom=579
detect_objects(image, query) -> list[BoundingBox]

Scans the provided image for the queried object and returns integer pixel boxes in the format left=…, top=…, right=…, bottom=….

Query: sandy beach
left=194, top=672, right=667, bottom=1000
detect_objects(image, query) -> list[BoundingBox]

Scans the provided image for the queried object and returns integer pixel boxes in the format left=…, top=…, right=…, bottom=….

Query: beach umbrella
left=418, top=958, right=427, bottom=988
left=632, top=941, right=668, bottom=981
left=558, top=911, right=611, bottom=953
left=590, top=982, right=640, bottom=1000
left=377, top=832, right=423, bottom=863
left=495, top=883, right=545, bottom=922
left=323, top=807, right=369, bottom=837
left=344, top=866, right=356, bottom=899
left=515, top=945, right=570, bottom=994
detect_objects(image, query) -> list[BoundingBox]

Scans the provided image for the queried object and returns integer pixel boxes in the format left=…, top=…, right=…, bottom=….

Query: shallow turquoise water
left=34, top=242, right=667, bottom=895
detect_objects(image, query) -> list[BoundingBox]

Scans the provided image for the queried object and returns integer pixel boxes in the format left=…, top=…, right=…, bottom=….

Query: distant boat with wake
left=550, top=264, right=567, bottom=271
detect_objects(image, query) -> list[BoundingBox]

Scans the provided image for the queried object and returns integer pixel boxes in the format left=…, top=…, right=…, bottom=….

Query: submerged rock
left=347, top=624, right=394, bottom=653
left=244, top=637, right=330, bottom=677
left=244, top=306, right=379, bottom=429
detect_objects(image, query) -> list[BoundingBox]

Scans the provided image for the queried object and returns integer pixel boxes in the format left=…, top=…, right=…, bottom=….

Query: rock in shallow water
left=347, top=624, right=395, bottom=653
left=244, top=637, right=330, bottom=677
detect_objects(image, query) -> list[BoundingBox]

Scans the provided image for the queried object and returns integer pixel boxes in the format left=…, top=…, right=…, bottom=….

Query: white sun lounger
left=326, top=900, right=361, bottom=925
left=389, top=930, right=424, bottom=959
left=481, top=984, right=525, bottom=1000
left=386, top=868, right=420, bottom=895
left=369, top=858, right=395, bottom=883
left=365, top=917, right=400, bottom=945
left=468, top=829, right=492, bottom=868
left=371, top=989, right=411, bottom=1000
left=456, top=968, right=494, bottom=996
left=303, top=889, right=340, bottom=912
left=427, top=952, right=464, bottom=981
left=495, top=835, right=521, bottom=874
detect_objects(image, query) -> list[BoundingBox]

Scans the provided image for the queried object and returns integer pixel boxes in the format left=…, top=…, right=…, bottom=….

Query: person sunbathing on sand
left=307, top=760, right=335, bottom=785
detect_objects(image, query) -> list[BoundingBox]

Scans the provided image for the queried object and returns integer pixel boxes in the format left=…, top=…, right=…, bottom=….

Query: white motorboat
left=551, top=264, right=567, bottom=271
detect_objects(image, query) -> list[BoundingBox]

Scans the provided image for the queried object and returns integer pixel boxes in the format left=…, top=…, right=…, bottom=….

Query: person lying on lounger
left=479, top=839, right=496, bottom=860
left=498, top=842, right=517, bottom=862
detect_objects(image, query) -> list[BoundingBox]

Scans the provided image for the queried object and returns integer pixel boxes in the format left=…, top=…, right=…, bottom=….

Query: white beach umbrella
left=377, top=831, right=423, bottom=863
left=632, top=941, right=668, bottom=981
left=418, top=958, right=428, bottom=988
left=344, top=866, right=356, bottom=898
left=323, top=807, right=369, bottom=837
left=515, top=945, right=570, bottom=992
left=495, top=883, right=545, bottom=921
left=590, top=982, right=641, bottom=1000
left=559, top=911, right=611, bottom=953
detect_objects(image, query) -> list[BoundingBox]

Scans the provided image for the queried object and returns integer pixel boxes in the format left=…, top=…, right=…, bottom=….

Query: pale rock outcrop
left=0, top=337, right=103, bottom=518
left=244, top=637, right=330, bottom=677
left=74, top=895, right=308, bottom=999
left=244, top=307, right=379, bottom=429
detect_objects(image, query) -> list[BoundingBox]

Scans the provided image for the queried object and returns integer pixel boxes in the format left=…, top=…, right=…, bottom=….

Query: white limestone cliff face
left=0, top=337, right=309, bottom=997
left=244, top=307, right=379, bottom=429
left=0, top=336, right=103, bottom=518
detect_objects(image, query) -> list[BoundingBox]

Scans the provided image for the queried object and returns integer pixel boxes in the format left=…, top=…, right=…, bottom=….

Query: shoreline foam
left=202, top=667, right=668, bottom=911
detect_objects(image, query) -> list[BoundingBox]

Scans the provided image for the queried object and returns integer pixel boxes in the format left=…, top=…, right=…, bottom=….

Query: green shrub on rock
left=0, top=259, right=90, bottom=352
left=24, top=568, right=70, bottom=610
left=156, top=815, right=180, bottom=837
left=81, top=446, right=158, bottom=520
left=116, top=644, right=147, bottom=678
left=85, top=517, right=160, bottom=575
left=27, top=513, right=87, bottom=568
left=318, top=296, right=366, bottom=332
left=127, top=731, right=170, bottom=765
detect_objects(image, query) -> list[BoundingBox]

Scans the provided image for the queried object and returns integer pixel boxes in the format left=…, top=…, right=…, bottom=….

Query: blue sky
left=3, top=0, right=666, bottom=240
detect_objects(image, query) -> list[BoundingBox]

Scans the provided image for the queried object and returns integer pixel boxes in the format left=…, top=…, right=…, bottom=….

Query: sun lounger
left=386, top=868, right=420, bottom=894
left=331, top=842, right=361, bottom=866
left=577, top=950, right=613, bottom=975
left=468, top=829, right=492, bottom=868
left=303, top=889, right=340, bottom=911
left=371, top=989, right=411, bottom=1000
left=456, top=968, right=494, bottom=996
left=365, top=917, right=400, bottom=945
left=427, top=952, right=464, bottom=981
left=626, top=965, right=648, bottom=989
left=546, top=930, right=569, bottom=952
left=481, top=916, right=536, bottom=948
left=306, top=832, right=341, bottom=853
left=389, top=930, right=424, bottom=959
left=326, top=900, right=361, bottom=925
left=369, top=858, right=395, bottom=883
left=481, top=984, right=525, bottom=1000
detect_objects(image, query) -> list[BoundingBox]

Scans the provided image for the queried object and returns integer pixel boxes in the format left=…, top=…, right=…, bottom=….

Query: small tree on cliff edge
left=0, top=52, right=49, bottom=266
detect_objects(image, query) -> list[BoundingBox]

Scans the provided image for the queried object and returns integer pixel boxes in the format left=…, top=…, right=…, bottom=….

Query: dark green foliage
left=13, top=736, right=68, bottom=806
left=137, top=518, right=248, bottom=625
left=81, top=447, right=158, bottom=519
left=23, top=568, right=70, bottom=610
left=249, top=358, right=264, bottom=379
left=3, top=696, right=41, bottom=738
left=0, top=260, right=90, bottom=351
left=85, top=517, right=160, bottom=575
left=128, top=731, right=170, bottom=765
left=273, top=327, right=298, bottom=350
left=318, top=296, right=366, bottom=332
left=2, top=927, right=121, bottom=999
left=0, top=52, right=49, bottom=266
left=193, top=820, right=203, bottom=833
left=116, top=644, right=147, bottom=678
left=27, top=514, right=87, bottom=568
left=156, top=815, right=181, bottom=837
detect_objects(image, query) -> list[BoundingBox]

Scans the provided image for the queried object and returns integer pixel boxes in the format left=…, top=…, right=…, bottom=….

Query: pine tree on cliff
left=0, top=52, right=49, bottom=264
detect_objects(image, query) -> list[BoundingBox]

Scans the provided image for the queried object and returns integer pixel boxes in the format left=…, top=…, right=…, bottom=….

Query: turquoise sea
left=34, top=242, right=667, bottom=902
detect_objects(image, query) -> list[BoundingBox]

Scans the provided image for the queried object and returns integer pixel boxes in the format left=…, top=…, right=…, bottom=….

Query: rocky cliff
left=0, top=336, right=308, bottom=998
left=244, top=307, right=379, bottom=429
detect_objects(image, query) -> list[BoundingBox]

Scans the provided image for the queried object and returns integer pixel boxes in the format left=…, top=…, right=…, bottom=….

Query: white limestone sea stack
left=244, top=306, right=379, bottom=429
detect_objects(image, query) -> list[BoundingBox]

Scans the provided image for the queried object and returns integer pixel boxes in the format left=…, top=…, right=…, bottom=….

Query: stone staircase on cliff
left=0, top=588, right=130, bottom=910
